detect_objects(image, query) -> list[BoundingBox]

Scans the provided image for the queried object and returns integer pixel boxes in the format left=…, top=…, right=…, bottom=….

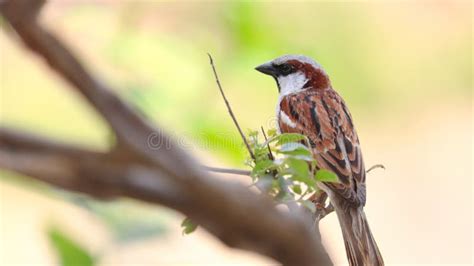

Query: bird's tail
left=334, top=205, right=384, bottom=266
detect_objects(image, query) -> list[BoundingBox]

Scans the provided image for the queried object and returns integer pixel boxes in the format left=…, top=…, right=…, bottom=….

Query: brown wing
left=279, top=89, right=366, bottom=206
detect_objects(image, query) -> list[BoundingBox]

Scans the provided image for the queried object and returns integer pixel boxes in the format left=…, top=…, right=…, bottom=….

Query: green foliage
left=181, top=217, right=198, bottom=235
left=48, top=226, right=96, bottom=266
left=182, top=129, right=336, bottom=235
left=315, top=169, right=340, bottom=183
left=274, top=133, right=307, bottom=146
left=247, top=129, right=339, bottom=213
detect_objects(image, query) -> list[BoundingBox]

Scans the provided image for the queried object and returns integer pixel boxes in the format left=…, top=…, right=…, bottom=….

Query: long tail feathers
left=335, top=206, right=384, bottom=266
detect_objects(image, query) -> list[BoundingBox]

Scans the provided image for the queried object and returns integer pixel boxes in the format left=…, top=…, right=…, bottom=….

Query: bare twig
left=260, top=126, right=274, bottom=161
left=366, top=164, right=385, bottom=173
left=207, top=53, right=255, bottom=160
left=310, top=190, right=335, bottom=222
left=0, top=1, right=332, bottom=265
left=319, top=203, right=334, bottom=220
left=203, top=166, right=251, bottom=176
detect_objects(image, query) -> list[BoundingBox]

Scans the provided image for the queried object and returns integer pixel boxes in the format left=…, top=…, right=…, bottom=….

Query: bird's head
left=255, top=55, right=330, bottom=96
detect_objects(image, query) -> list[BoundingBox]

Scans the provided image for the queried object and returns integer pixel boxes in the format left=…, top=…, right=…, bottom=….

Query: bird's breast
left=277, top=96, right=299, bottom=134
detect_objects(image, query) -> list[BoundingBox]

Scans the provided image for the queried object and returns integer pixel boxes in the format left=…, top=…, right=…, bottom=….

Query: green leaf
left=284, top=158, right=316, bottom=188
left=267, top=128, right=277, bottom=138
left=279, top=142, right=307, bottom=152
left=278, top=143, right=314, bottom=161
left=275, top=133, right=306, bottom=145
left=254, top=146, right=270, bottom=161
left=48, top=226, right=95, bottom=266
left=315, top=169, right=340, bottom=183
left=251, top=159, right=274, bottom=176
left=285, top=158, right=308, bottom=178
left=181, top=217, right=198, bottom=235
left=291, top=184, right=302, bottom=195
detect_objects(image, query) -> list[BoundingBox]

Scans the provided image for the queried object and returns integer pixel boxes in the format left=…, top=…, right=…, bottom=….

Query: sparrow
left=256, top=55, right=383, bottom=266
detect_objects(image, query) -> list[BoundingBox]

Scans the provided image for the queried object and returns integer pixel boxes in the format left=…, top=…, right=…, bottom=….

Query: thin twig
left=207, top=53, right=255, bottom=160
left=318, top=203, right=334, bottom=220
left=311, top=191, right=334, bottom=222
left=203, top=166, right=251, bottom=176
left=366, top=164, right=385, bottom=173
left=260, top=126, right=274, bottom=161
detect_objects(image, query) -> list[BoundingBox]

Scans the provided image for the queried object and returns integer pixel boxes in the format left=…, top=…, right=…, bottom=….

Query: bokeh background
left=0, top=1, right=472, bottom=265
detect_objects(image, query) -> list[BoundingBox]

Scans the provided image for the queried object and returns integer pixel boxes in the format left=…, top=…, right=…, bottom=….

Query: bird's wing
left=279, top=89, right=366, bottom=205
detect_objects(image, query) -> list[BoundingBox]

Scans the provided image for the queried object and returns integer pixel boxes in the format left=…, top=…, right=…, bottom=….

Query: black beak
left=255, top=63, right=278, bottom=77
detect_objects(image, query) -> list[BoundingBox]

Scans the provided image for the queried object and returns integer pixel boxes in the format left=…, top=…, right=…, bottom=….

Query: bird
left=255, top=55, right=384, bottom=266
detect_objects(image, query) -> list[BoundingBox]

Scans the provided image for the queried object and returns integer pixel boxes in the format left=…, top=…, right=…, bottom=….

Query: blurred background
left=0, top=0, right=472, bottom=265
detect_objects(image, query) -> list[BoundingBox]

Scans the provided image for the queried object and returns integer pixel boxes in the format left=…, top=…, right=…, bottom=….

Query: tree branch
left=366, top=164, right=385, bottom=173
left=203, top=166, right=251, bottom=176
left=0, top=1, right=332, bottom=265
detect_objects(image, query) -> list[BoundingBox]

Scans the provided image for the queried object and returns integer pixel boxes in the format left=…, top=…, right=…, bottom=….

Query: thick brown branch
left=0, top=0, right=195, bottom=182
left=0, top=127, right=331, bottom=265
left=0, top=1, right=332, bottom=265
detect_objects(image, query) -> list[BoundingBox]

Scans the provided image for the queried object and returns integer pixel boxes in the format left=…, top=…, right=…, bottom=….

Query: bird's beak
left=255, top=62, right=278, bottom=77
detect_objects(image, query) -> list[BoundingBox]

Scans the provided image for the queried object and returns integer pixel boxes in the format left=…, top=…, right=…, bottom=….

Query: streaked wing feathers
left=279, top=89, right=366, bottom=205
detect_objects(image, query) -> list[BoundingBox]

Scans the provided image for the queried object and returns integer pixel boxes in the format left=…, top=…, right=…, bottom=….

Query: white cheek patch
left=280, top=111, right=297, bottom=128
left=277, top=71, right=308, bottom=97
left=275, top=71, right=307, bottom=133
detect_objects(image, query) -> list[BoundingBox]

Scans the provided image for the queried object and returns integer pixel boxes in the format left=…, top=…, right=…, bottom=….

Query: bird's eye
left=278, top=64, right=293, bottom=75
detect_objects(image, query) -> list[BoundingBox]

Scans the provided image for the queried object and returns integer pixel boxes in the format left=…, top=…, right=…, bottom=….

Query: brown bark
left=0, top=1, right=332, bottom=265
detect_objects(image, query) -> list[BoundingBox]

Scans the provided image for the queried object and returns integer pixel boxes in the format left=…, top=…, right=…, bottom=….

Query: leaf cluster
left=181, top=129, right=339, bottom=234
left=246, top=129, right=339, bottom=213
